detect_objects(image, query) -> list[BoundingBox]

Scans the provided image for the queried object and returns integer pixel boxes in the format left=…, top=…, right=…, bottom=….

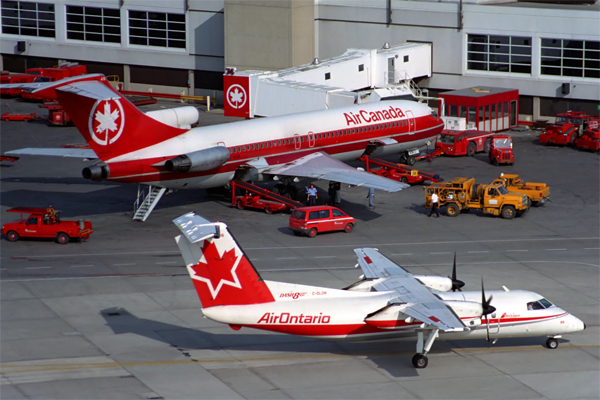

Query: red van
left=289, top=206, right=355, bottom=238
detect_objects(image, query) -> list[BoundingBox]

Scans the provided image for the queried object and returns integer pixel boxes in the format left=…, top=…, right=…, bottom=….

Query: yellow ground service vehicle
left=425, top=177, right=530, bottom=219
left=491, top=174, right=550, bottom=206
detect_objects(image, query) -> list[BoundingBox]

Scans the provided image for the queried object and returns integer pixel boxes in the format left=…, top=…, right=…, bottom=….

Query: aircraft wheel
left=344, top=223, right=354, bottom=233
left=7, top=231, right=19, bottom=242
left=56, top=233, right=70, bottom=244
left=492, top=158, right=499, bottom=166
left=412, top=353, right=428, bottom=369
left=546, top=338, right=559, bottom=349
left=308, top=228, right=318, bottom=238
left=236, top=200, right=244, bottom=210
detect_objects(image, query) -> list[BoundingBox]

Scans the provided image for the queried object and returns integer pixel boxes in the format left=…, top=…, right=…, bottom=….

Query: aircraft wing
left=263, top=152, right=408, bottom=192
left=355, top=248, right=466, bottom=332
left=5, top=147, right=98, bottom=159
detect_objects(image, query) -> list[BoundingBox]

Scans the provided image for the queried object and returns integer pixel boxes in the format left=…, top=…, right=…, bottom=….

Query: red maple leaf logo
left=189, top=241, right=241, bottom=298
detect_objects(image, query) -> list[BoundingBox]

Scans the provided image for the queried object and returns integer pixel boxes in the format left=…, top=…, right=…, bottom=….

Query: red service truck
left=539, top=111, right=596, bottom=146
left=488, top=135, right=514, bottom=165
left=435, top=130, right=496, bottom=157
left=2, top=207, right=93, bottom=244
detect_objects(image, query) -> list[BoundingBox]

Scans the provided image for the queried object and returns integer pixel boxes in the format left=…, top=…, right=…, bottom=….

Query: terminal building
left=1, top=0, right=598, bottom=121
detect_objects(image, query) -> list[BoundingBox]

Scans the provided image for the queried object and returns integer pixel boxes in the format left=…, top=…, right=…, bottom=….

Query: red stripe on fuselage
left=104, top=117, right=443, bottom=185
left=238, top=312, right=568, bottom=339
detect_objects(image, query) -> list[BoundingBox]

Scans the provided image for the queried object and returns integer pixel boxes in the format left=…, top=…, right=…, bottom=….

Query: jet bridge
left=224, top=42, right=433, bottom=118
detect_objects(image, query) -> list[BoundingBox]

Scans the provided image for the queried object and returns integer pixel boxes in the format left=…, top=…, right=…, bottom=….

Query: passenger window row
left=228, top=119, right=409, bottom=154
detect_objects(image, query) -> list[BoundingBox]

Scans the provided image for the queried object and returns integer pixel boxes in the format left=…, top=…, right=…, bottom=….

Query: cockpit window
left=527, top=300, right=548, bottom=310
left=539, top=298, right=553, bottom=308
left=527, top=301, right=544, bottom=310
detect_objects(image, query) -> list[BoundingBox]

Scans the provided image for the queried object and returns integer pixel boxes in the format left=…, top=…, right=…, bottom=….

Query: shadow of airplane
left=100, top=307, right=558, bottom=378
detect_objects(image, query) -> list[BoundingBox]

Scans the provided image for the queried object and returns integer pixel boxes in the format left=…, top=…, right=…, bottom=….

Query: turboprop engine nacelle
left=414, top=275, right=454, bottom=292
left=165, top=146, right=230, bottom=173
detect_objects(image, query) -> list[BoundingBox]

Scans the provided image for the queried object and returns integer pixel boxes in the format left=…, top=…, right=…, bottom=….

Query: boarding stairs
left=132, top=185, right=167, bottom=221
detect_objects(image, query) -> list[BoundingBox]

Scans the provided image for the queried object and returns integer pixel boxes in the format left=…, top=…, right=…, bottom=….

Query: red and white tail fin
left=31, top=74, right=187, bottom=161
left=174, top=212, right=275, bottom=308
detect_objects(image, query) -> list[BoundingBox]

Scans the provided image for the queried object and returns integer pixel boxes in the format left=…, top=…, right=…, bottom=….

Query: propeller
left=481, top=278, right=496, bottom=344
left=449, top=252, right=465, bottom=292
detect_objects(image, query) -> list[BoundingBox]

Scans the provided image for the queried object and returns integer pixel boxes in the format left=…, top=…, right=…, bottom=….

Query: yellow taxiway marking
left=2, top=345, right=597, bottom=374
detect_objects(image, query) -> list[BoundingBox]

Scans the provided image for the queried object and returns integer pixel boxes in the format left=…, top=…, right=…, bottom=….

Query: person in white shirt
left=429, top=192, right=440, bottom=217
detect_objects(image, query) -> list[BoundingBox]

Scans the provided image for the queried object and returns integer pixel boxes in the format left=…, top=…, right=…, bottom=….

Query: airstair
left=132, top=185, right=167, bottom=221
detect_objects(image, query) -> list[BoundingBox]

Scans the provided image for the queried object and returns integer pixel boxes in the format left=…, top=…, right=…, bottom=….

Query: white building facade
left=1, top=0, right=598, bottom=118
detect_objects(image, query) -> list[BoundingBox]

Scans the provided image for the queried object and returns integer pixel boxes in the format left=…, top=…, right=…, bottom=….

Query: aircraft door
left=387, top=57, right=395, bottom=84
left=308, top=131, right=315, bottom=148
left=488, top=312, right=500, bottom=334
left=294, top=134, right=301, bottom=150
left=406, top=110, right=416, bottom=134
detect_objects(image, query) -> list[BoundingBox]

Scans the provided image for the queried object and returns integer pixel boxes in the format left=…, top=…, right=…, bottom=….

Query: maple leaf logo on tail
left=89, top=99, right=125, bottom=146
left=181, top=222, right=275, bottom=308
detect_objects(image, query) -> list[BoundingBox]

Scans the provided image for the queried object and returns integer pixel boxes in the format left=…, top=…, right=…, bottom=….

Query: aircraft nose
left=566, top=314, right=586, bottom=332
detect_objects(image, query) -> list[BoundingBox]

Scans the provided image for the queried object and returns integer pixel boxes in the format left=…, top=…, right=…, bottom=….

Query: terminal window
left=467, top=34, right=531, bottom=74
left=541, top=39, right=599, bottom=79
left=66, top=6, right=120, bottom=43
left=1, top=0, right=55, bottom=38
left=129, top=10, right=186, bottom=49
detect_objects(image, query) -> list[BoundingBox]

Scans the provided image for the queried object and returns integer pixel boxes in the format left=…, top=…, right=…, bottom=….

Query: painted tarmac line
left=276, top=257, right=298, bottom=260
left=391, top=253, right=413, bottom=256
left=546, top=249, right=567, bottom=251
left=507, top=249, right=529, bottom=252
left=113, top=263, right=136, bottom=266
left=4, top=236, right=598, bottom=259
left=70, top=265, right=93, bottom=268
left=430, top=252, right=451, bottom=254
left=2, top=344, right=597, bottom=374
left=315, top=256, right=337, bottom=259
left=25, top=266, right=51, bottom=270
left=468, top=251, right=489, bottom=253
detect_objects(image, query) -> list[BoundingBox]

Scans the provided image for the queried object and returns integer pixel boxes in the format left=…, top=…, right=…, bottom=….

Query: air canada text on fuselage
left=344, top=106, right=407, bottom=126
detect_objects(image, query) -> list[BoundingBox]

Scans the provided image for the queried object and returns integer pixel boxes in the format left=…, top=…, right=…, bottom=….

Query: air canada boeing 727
left=4, top=74, right=444, bottom=213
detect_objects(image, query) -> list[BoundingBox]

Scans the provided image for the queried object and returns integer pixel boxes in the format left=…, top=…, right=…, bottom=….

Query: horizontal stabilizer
left=5, top=148, right=97, bottom=159
left=173, top=212, right=219, bottom=244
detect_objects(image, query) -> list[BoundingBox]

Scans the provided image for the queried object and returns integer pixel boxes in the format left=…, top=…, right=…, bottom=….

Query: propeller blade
left=449, top=252, right=465, bottom=292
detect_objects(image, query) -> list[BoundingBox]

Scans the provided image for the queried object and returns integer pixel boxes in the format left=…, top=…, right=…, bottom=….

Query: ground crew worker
left=47, top=205, right=56, bottom=223
left=429, top=193, right=439, bottom=217
left=367, top=187, right=375, bottom=210
left=307, top=184, right=318, bottom=206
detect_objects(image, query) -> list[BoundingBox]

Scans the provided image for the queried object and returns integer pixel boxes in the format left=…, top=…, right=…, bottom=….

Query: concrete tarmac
left=1, top=98, right=598, bottom=399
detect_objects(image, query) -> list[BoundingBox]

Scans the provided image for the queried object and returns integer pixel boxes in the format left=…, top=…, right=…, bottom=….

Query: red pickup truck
left=2, top=207, right=93, bottom=244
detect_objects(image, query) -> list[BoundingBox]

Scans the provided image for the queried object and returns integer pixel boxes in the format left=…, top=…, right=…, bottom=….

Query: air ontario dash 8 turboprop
left=173, top=212, right=586, bottom=369
left=4, top=74, right=443, bottom=218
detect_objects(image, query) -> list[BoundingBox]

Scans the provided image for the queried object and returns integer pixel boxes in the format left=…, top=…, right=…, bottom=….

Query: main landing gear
left=412, top=328, right=439, bottom=369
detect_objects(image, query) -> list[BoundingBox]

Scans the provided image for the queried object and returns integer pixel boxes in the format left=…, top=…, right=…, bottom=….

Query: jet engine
left=165, top=146, right=230, bottom=173
left=145, top=106, right=199, bottom=130
left=82, top=162, right=109, bottom=181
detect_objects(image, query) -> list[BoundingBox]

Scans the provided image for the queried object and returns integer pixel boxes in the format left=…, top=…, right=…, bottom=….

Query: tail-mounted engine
left=82, top=162, right=109, bottom=181
left=165, top=146, right=230, bottom=173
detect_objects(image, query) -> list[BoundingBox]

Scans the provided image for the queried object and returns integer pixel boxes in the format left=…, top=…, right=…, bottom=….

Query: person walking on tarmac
left=429, top=192, right=440, bottom=217
left=366, top=187, right=375, bottom=210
